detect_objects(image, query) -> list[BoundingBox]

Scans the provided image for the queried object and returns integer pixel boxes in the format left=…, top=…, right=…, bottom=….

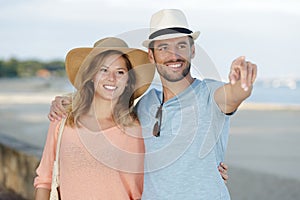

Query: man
left=134, top=9, right=256, bottom=199
left=49, top=9, right=256, bottom=199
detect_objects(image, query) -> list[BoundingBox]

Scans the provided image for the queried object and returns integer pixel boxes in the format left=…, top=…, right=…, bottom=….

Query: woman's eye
left=100, top=68, right=108, bottom=72
left=117, top=71, right=125, bottom=75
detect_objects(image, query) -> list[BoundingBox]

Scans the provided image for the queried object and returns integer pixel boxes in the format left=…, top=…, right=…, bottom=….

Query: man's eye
left=157, top=46, right=168, bottom=51
left=178, top=44, right=187, bottom=49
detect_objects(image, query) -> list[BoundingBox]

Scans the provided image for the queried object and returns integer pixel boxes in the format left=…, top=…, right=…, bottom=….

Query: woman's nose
left=107, top=72, right=116, bottom=81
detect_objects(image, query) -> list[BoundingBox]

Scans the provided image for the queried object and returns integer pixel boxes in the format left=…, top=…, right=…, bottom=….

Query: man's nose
left=167, top=48, right=180, bottom=60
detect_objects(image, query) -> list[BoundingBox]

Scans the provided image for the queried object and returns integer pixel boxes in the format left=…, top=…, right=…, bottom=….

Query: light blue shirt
left=136, top=79, right=231, bottom=200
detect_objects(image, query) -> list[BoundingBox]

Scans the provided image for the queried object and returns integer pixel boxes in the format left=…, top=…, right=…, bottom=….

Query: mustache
left=164, top=59, right=186, bottom=64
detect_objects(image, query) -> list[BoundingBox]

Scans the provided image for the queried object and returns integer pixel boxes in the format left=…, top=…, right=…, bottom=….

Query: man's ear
left=148, top=49, right=155, bottom=64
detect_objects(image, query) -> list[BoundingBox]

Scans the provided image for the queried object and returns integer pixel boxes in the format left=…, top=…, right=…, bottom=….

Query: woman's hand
left=218, top=162, right=229, bottom=183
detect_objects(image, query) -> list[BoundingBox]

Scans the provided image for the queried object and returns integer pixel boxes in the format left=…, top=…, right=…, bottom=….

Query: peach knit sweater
left=34, top=120, right=144, bottom=200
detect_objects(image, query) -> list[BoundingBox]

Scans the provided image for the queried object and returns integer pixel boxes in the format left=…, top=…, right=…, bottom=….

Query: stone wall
left=0, top=134, right=42, bottom=200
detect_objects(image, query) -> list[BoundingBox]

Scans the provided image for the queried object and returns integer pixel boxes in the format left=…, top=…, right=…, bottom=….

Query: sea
left=0, top=77, right=299, bottom=106
left=245, top=78, right=300, bottom=106
left=147, top=77, right=300, bottom=106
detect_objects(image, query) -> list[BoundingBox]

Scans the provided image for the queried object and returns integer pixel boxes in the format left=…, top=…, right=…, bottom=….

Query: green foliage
left=0, top=58, right=18, bottom=77
left=0, top=58, right=65, bottom=78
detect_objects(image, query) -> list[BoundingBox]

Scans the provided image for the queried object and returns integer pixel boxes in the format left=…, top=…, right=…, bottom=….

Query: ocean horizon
left=246, top=79, right=300, bottom=106
left=0, top=77, right=299, bottom=106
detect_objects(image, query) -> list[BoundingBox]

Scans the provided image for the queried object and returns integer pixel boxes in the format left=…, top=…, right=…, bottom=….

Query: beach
left=227, top=108, right=300, bottom=199
left=1, top=77, right=300, bottom=199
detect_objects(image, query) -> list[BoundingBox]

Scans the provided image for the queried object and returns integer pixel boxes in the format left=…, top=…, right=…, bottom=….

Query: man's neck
left=161, top=74, right=194, bottom=102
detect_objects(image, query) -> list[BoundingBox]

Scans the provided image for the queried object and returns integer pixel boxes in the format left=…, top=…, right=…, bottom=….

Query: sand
left=1, top=77, right=300, bottom=199
left=227, top=108, right=300, bottom=199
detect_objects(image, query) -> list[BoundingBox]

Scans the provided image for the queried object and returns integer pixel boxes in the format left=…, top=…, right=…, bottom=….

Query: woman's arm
left=218, top=162, right=229, bottom=183
left=33, top=121, right=60, bottom=198
left=34, top=188, right=50, bottom=200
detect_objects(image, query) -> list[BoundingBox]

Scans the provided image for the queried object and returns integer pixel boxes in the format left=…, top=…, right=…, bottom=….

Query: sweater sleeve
left=121, top=125, right=145, bottom=200
left=33, top=120, right=60, bottom=189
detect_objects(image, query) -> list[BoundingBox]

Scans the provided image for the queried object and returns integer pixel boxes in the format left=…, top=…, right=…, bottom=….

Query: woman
left=34, top=37, right=154, bottom=200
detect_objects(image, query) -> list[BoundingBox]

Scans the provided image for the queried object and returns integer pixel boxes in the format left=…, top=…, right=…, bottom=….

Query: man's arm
left=48, top=95, right=72, bottom=121
left=48, top=95, right=230, bottom=182
left=215, top=56, right=257, bottom=114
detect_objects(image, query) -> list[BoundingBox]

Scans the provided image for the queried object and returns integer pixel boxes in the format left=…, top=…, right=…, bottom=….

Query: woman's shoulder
left=123, top=120, right=142, bottom=137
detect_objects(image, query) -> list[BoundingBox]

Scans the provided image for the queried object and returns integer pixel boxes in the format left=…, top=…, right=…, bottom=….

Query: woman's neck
left=92, top=97, right=116, bottom=117
left=80, top=98, right=117, bottom=131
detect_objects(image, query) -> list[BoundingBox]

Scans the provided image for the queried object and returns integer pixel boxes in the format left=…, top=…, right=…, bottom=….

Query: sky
left=1, top=0, right=300, bottom=79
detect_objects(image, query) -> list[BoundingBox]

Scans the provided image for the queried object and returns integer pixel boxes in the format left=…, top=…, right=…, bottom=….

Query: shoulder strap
left=54, top=117, right=67, bottom=185
left=55, top=118, right=67, bottom=160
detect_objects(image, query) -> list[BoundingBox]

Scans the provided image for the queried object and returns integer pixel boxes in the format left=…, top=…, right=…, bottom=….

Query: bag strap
left=54, top=118, right=67, bottom=184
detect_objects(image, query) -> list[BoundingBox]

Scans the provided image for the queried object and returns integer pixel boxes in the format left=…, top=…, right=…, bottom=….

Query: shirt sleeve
left=33, top=120, right=60, bottom=189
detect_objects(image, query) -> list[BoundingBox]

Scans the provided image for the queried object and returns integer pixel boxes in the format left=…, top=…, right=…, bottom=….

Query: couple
left=34, top=9, right=257, bottom=199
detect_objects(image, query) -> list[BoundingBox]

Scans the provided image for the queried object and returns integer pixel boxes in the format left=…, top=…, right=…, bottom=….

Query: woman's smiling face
left=93, top=54, right=129, bottom=101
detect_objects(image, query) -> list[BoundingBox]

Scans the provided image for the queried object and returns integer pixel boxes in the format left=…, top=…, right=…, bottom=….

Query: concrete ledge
left=0, top=185, right=26, bottom=200
left=0, top=134, right=41, bottom=200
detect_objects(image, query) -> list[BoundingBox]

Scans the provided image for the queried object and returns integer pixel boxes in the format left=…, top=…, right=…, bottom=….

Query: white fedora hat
left=142, top=9, right=200, bottom=48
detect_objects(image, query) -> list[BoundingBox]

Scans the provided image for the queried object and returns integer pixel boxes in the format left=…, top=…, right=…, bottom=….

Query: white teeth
left=104, top=85, right=117, bottom=90
left=168, top=64, right=181, bottom=68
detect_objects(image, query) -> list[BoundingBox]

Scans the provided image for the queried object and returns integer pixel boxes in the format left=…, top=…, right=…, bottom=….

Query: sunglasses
left=153, top=103, right=163, bottom=137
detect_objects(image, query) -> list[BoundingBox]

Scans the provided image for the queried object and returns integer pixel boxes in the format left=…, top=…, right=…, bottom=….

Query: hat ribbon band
left=149, top=27, right=193, bottom=39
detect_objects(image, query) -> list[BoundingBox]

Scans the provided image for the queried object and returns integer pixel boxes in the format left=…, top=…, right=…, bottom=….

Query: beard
left=156, top=62, right=191, bottom=82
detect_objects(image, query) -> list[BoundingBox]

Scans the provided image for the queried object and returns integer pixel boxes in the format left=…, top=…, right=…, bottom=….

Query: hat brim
left=142, top=31, right=200, bottom=48
left=65, top=47, right=155, bottom=99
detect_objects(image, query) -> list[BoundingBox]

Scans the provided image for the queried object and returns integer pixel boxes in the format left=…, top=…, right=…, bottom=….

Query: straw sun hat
left=65, top=37, right=155, bottom=99
left=142, top=9, right=200, bottom=47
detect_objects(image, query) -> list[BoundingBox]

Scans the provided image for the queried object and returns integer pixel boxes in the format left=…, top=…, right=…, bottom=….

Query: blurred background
left=0, top=0, right=299, bottom=199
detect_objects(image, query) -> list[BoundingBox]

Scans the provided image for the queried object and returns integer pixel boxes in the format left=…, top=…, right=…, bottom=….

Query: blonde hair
left=66, top=50, right=137, bottom=128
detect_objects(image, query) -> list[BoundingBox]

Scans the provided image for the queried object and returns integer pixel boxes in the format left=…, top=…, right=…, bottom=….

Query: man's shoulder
left=202, top=78, right=224, bottom=84
left=201, top=78, right=225, bottom=90
left=139, top=88, right=160, bottom=102
left=135, top=88, right=160, bottom=111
